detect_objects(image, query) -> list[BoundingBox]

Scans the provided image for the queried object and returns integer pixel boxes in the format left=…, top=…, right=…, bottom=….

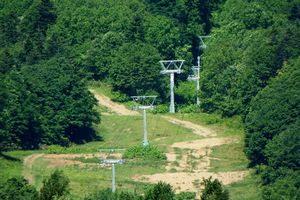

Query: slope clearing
left=19, top=89, right=259, bottom=199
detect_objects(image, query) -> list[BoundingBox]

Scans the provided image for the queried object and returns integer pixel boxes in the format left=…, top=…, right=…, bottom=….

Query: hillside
left=2, top=88, right=259, bottom=199
left=0, top=0, right=299, bottom=199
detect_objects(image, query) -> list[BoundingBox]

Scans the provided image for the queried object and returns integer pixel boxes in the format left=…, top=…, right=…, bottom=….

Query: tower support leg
left=170, top=73, right=175, bottom=113
left=112, top=164, right=115, bottom=192
left=143, top=109, right=149, bottom=146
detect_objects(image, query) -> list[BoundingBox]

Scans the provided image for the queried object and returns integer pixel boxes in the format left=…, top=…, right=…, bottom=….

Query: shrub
left=176, top=191, right=196, bottom=200
left=111, top=91, right=130, bottom=102
left=84, top=189, right=143, bottom=200
left=46, top=145, right=67, bottom=154
left=123, top=145, right=167, bottom=160
left=84, top=189, right=116, bottom=200
left=175, top=81, right=197, bottom=105
left=145, top=182, right=175, bottom=200
left=151, top=104, right=169, bottom=114
left=39, top=170, right=70, bottom=200
left=200, top=177, right=229, bottom=200
left=119, top=191, right=143, bottom=200
left=0, top=177, right=38, bottom=200
left=178, top=104, right=200, bottom=113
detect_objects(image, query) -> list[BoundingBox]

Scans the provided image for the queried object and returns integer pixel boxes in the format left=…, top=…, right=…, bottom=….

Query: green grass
left=95, top=114, right=201, bottom=150
left=0, top=150, right=43, bottom=184
left=89, top=81, right=114, bottom=98
left=0, top=84, right=261, bottom=199
left=166, top=113, right=262, bottom=199
left=209, top=142, right=248, bottom=172
left=174, top=147, right=183, bottom=160
left=31, top=156, right=165, bottom=199
left=19, top=111, right=201, bottom=199
left=72, top=157, right=99, bottom=164
left=226, top=171, right=262, bottom=200
left=45, top=113, right=201, bottom=155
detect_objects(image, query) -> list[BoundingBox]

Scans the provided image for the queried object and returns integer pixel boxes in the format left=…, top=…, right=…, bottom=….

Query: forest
left=0, top=0, right=299, bottom=199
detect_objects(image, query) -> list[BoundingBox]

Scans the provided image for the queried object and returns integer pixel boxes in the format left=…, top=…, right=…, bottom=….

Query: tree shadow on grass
left=66, top=126, right=103, bottom=145
left=0, top=152, right=20, bottom=162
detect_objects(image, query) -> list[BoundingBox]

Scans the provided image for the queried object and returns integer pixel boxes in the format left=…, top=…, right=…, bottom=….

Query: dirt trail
left=90, top=89, right=139, bottom=116
left=134, top=137, right=247, bottom=195
left=23, top=153, right=122, bottom=183
left=162, top=116, right=216, bottom=137
left=134, top=113, right=246, bottom=196
left=23, top=154, right=44, bottom=184
left=23, top=92, right=248, bottom=197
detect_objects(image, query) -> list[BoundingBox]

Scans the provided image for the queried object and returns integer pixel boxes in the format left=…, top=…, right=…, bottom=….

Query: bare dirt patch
left=134, top=115, right=246, bottom=197
left=171, top=137, right=238, bottom=149
left=43, top=153, right=122, bottom=168
left=90, top=89, right=139, bottom=116
left=134, top=171, right=248, bottom=194
left=134, top=135, right=247, bottom=197
left=163, top=137, right=239, bottom=173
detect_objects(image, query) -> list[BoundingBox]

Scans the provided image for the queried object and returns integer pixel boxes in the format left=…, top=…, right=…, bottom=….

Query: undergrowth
left=123, top=145, right=167, bottom=160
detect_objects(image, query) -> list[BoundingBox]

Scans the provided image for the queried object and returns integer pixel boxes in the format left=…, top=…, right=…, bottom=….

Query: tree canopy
left=0, top=1, right=299, bottom=198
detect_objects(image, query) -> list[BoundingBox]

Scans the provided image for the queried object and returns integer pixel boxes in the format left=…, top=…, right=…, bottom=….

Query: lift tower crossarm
left=199, top=35, right=211, bottom=49
left=101, top=159, right=124, bottom=193
left=160, top=60, right=185, bottom=113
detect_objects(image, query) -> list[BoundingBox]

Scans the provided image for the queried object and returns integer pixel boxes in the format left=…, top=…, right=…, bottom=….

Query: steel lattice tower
left=160, top=60, right=184, bottom=113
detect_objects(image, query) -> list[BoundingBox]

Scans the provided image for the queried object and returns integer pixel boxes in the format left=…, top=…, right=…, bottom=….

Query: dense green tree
left=144, top=15, right=180, bottom=59
left=244, top=58, right=300, bottom=166
left=199, top=0, right=226, bottom=33
left=0, top=75, right=10, bottom=151
left=0, top=10, right=19, bottom=47
left=20, top=58, right=100, bottom=147
left=0, top=58, right=100, bottom=150
left=0, top=177, right=38, bottom=200
left=262, top=170, right=300, bottom=200
left=109, top=43, right=162, bottom=96
left=19, top=0, right=56, bottom=64
left=265, top=120, right=300, bottom=170
left=200, top=0, right=300, bottom=116
left=0, top=73, right=29, bottom=151
left=144, top=0, right=177, bottom=18
left=200, top=177, right=229, bottom=200
left=84, top=32, right=125, bottom=80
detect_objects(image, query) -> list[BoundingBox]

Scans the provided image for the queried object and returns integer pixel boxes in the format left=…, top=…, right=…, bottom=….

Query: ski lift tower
left=101, top=159, right=124, bottom=192
left=186, top=35, right=211, bottom=106
left=187, top=56, right=201, bottom=105
left=160, top=60, right=185, bottom=113
left=131, top=96, right=157, bottom=146
left=199, top=35, right=211, bottom=49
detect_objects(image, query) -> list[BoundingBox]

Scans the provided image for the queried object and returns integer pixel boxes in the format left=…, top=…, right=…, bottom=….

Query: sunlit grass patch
left=226, top=171, right=262, bottom=200
left=209, top=143, right=248, bottom=172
